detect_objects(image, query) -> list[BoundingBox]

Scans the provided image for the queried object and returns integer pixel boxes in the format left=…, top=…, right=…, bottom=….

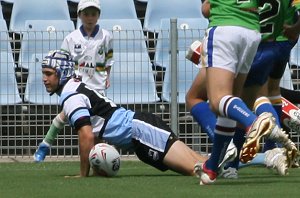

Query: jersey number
left=259, top=0, right=280, bottom=34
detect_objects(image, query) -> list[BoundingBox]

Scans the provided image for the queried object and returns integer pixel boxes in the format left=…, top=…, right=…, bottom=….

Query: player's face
left=79, top=7, right=100, bottom=28
left=42, top=68, right=59, bottom=93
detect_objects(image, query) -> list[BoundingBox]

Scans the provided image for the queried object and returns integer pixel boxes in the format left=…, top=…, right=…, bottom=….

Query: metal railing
left=1, top=20, right=300, bottom=161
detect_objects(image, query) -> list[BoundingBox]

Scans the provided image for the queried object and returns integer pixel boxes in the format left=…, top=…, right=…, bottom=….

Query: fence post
left=170, top=18, right=178, bottom=135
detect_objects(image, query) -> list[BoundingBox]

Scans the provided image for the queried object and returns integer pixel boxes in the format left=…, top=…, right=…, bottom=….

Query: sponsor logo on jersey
left=74, top=44, right=83, bottom=53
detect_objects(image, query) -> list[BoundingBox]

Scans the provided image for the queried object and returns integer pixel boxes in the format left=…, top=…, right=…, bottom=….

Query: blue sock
left=206, top=117, right=235, bottom=172
left=238, top=153, right=265, bottom=168
left=221, top=96, right=256, bottom=128
left=268, top=95, right=282, bottom=120
left=225, top=127, right=245, bottom=169
left=191, top=102, right=216, bottom=141
left=255, top=99, right=280, bottom=126
left=206, top=133, right=233, bottom=172
left=270, top=98, right=283, bottom=148
left=263, top=140, right=277, bottom=152
left=272, top=105, right=282, bottom=120
left=254, top=97, right=279, bottom=151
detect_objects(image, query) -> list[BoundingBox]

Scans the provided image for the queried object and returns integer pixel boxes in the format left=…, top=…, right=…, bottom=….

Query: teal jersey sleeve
left=208, top=0, right=260, bottom=31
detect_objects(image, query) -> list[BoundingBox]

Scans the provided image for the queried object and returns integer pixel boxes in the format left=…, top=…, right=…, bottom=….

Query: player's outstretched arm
left=33, top=112, right=66, bottom=162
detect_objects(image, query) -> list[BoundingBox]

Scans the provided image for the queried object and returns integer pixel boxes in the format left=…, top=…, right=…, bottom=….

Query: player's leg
left=199, top=26, right=266, bottom=184
left=267, top=41, right=299, bottom=166
left=185, top=65, right=239, bottom=169
left=186, top=69, right=216, bottom=141
left=163, top=140, right=207, bottom=176
left=131, top=112, right=206, bottom=176
left=186, top=69, right=208, bottom=110
left=254, top=96, right=281, bottom=151
left=240, top=42, right=279, bottom=151
left=268, top=41, right=296, bottom=121
left=223, top=42, right=277, bottom=172
left=268, top=41, right=295, bottom=124
left=221, top=147, right=289, bottom=177
left=239, top=42, right=293, bottom=162
left=220, top=42, right=297, bottom=177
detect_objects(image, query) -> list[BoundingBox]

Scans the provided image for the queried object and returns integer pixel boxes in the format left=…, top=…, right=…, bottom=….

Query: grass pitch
left=0, top=160, right=299, bottom=198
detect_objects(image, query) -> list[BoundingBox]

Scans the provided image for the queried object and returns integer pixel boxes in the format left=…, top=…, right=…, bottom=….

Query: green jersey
left=208, top=0, right=260, bottom=31
left=276, top=0, right=300, bottom=41
left=259, top=0, right=288, bottom=41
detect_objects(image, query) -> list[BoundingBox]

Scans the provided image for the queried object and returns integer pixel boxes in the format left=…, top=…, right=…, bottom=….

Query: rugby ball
left=89, top=143, right=121, bottom=177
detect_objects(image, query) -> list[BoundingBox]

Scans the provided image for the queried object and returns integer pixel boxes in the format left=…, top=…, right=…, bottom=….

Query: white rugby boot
left=264, top=148, right=288, bottom=176
left=240, top=112, right=275, bottom=163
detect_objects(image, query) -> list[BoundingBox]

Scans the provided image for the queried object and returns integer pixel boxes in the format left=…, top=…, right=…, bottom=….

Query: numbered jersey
left=61, top=25, right=114, bottom=91
left=59, top=79, right=118, bottom=135
left=260, top=0, right=293, bottom=41
left=208, top=0, right=259, bottom=31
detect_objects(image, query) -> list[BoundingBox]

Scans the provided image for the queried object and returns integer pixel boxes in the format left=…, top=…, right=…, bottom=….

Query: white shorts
left=201, top=26, right=261, bottom=74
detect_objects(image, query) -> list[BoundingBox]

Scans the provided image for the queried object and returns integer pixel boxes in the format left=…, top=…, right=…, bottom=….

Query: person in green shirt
left=222, top=0, right=300, bottom=177
left=195, top=0, right=292, bottom=185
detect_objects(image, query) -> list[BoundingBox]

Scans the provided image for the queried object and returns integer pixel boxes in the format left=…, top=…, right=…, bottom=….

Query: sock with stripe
left=268, top=95, right=282, bottom=124
left=219, top=95, right=256, bottom=129
left=254, top=97, right=279, bottom=151
left=190, top=101, right=216, bottom=141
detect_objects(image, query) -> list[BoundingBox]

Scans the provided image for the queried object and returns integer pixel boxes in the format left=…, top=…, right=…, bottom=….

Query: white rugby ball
left=89, top=143, right=121, bottom=177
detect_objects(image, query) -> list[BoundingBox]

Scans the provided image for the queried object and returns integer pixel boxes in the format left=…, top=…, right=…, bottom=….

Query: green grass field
left=0, top=160, right=299, bottom=198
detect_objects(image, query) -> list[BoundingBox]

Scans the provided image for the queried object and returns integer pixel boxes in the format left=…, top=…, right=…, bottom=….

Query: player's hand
left=33, top=141, right=50, bottom=162
left=283, top=24, right=299, bottom=41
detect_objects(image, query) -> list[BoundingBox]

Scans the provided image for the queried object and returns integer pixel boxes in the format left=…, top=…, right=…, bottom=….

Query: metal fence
left=1, top=19, right=300, bottom=161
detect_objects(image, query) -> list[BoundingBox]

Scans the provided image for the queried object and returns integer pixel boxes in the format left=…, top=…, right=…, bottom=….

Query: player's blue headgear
left=42, top=50, right=75, bottom=93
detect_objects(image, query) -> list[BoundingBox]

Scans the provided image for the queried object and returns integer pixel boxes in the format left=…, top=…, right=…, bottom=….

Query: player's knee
left=208, top=100, right=219, bottom=114
left=185, top=91, right=193, bottom=111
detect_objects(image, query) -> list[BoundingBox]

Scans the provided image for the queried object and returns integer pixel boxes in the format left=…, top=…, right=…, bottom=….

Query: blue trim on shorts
left=207, top=27, right=216, bottom=67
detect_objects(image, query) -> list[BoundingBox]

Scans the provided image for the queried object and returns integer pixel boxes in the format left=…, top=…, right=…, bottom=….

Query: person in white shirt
left=34, top=0, right=114, bottom=162
left=61, top=0, right=113, bottom=94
